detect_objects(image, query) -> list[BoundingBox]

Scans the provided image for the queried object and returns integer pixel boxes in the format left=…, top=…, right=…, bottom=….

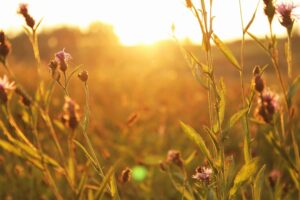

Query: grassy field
left=1, top=3, right=300, bottom=199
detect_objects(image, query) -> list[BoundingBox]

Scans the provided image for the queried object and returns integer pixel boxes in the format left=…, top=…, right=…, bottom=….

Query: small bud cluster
left=268, top=169, right=281, bottom=188
left=61, top=97, right=80, bottom=130
left=0, top=31, right=11, bottom=64
left=253, top=66, right=279, bottom=123
left=17, top=4, right=35, bottom=29
left=48, top=49, right=72, bottom=82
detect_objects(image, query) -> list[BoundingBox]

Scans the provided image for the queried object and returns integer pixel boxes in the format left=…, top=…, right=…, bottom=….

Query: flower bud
left=78, top=70, right=89, bottom=82
left=120, top=167, right=132, bottom=183
left=254, top=75, right=264, bottom=93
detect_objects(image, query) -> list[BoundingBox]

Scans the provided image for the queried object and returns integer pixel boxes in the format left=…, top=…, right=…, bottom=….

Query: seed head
left=263, top=0, right=276, bottom=23
left=78, top=70, right=89, bottom=82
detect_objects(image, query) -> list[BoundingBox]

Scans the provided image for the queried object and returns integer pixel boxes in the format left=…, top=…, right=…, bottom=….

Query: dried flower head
left=255, top=89, right=280, bottom=123
left=17, top=3, right=35, bottom=29
left=55, top=49, right=72, bottom=72
left=0, top=31, right=11, bottom=64
left=0, top=75, right=16, bottom=104
left=78, top=70, right=89, bottom=82
left=263, top=0, right=276, bottom=23
left=62, top=96, right=80, bottom=130
left=192, top=166, right=213, bottom=183
left=166, top=150, right=183, bottom=168
left=276, top=0, right=299, bottom=32
left=120, top=167, right=132, bottom=183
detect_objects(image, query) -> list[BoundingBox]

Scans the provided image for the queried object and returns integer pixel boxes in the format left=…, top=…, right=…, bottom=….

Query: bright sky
left=0, top=0, right=297, bottom=46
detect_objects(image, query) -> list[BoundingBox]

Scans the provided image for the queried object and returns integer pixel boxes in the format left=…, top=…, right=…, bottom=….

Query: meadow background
left=1, top=2, right=300, bottom=199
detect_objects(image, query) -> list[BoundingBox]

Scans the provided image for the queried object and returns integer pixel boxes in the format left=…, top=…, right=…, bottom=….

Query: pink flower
left=0, top=75, right=15, bottom=104
left=192, top=166, right=213, bottom=183
left=55, top=49, right=72, bottom=72
left=276, top=0, right=300, bottom=29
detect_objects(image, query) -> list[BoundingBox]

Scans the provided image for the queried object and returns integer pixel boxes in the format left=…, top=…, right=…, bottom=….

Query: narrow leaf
left=287, top=75, right=300, bottom=107
left=243, top=0, right=260, bottom=33
left=212, top=34, right=241, bottom=71
left=227, top=108, right=248, bottom=130
left=254, top=165, right=266, bottom=200
left=229, top=158, right=260, bottom=199
left=74, top=140, right=98, bottom=168
left=180, top=121, right=213, bottom=164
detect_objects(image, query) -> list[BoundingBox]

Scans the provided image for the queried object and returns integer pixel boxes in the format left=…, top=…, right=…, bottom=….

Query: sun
left=0, top=0, right=288, bottom=46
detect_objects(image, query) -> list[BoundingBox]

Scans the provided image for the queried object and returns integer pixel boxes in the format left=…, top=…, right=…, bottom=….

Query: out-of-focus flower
left=255, top=89, right=280, bottom=123
left=0, top=75, right=15, bottom=104
left=166, top=150, right=184, bottom=168
left=192, top=166, right=213, bottom=183
left=62, top=96, right=80, bottom=130
left=268, top=169, right=281, bottom=188
left=0, top=31, right=11, bottom=64
left=276, top=0, right=299, bottom=32
left=120, top=167, right=132, bottom=183
left=78, top=70, right=89, bottom=82
left=186, top=0, right=193, bottom=8
left=55, top=49, right=72, bottom=72
left=17, top=3, right=35, bottom=29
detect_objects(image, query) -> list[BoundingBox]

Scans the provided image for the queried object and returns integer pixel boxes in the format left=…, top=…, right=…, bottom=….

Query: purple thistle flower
left=192, top=166, right=213, bottom=183
left=275, top=0, right=300, bottom=31
left=0, top=75, right=15, bottom=104
left=55, top=49, right=72, bottom=72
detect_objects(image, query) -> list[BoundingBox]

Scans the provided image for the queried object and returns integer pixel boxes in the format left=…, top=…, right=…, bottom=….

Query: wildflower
left=0, top=75, right=15, bottom=104
left=268, top=169, right=281, bottom=188
left=55, top=49, right=72, bottom=72
left=166, top=150, right=183, bottom=168
left=48, top=59, right=60, bottom=81
left=186, top=0, right=193, bottom=8
left=120, top=167, right=132, bottom=183
left=17, top=3, right=35, bottom=29
left=0, top=31, right=11, bottom=64
left=192, top=166, right=213, bottom=183
left=263, top=0, right=276, bottom=23
left=275, top=0, right=299, bottom=33
left=254, top=75, right=265, bottom=93
left=78, top=70, right=89, bottom=82
left=62, top=96, right=80, bottom=130
left=255, top=89, right=279, bottom=123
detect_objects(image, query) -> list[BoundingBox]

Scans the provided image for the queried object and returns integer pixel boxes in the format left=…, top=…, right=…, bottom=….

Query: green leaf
left=213, top=79, right=226, bottom=133
left=212, top=34, right=241, bottom=71
left=254, top=165, right=266, bottom=200
left=243, top=0, right=260, bottom=33
left=247, top=32, right=268, bottom=53
left=229, top=158, right=260, bottom=199
left=287, top=75, right=300, bottom=107
left=74, top=140, right=98, bottom=168
left=226, top=108, right=248, bottom=131
left=180, top=121, right=213, bottom=165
